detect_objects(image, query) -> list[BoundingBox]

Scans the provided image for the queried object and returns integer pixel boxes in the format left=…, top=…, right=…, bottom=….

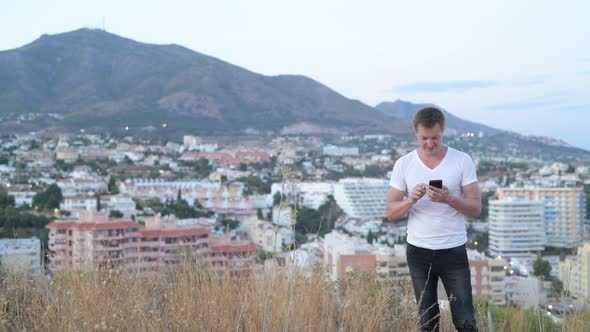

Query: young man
left=386, top=107, right=481, bottom=332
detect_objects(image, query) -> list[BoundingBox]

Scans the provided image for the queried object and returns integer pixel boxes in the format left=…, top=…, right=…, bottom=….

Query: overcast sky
left=2, top=1, right=589, bottom=150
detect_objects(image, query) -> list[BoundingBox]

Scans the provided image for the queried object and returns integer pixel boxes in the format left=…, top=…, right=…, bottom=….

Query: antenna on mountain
left=102, top=17, right=106, bottom=31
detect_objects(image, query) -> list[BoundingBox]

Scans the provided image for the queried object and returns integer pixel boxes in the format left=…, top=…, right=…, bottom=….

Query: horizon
left=1, top=1, right=589, bottom=150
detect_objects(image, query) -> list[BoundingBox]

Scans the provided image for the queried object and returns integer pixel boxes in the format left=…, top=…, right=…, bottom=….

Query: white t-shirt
left=389, top=147, right=478, bottom=250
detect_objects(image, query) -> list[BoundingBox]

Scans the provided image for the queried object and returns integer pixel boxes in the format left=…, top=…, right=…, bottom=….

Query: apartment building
left=468, top=250, right=506, bottom=306
left=489, top=199, right=545, bottom=258
left=498, top=187, right=585, bottom=248
left=560, top=242, right=590, bottom=310
left=242, top=216, right=283, bottom=253
left=270, top=182, right=333, bottom=209
left=7, top=190, right=35, bottom=207
left=333, top=178, right=389, bottom=220
left=57, top=178, right=108, bottom=196
left=323, top=231, right=409, bottom=281
left=504, top=276, right=544, bottom=309
left=0, top=237, right=41, bottom=273
left=119, top=179, right=244, bottom=207
left=46, top=211, right=256, bottom=275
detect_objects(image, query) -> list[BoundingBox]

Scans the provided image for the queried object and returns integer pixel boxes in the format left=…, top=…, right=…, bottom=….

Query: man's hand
left=409, top=183, right=427, bottom=203
left=426, top=185, right=454, bottom=204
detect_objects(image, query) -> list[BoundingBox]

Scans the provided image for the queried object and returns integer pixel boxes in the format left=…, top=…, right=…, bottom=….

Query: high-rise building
left=489, top=199, right=545, bottom=258
left=498, top=187, right=585, bottom=248
left=333, top=178, right=389, bottom=220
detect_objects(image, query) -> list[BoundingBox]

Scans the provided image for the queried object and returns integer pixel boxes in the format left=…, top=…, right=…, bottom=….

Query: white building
left=103, top=194, right=137, bottom=219
left=272, top=206, right=293, bottom=227
left=270, top=182, right=334, bottom=209
left=322, top=145, right=359, bottom=156
left=57, top=178, right=108, bottom=196
left=560, top=242, right=590, bottom=310
left=504, top=276, right=544, bottom=309
left=119, top=179, right=243, bottom=207
left=8, top=191, right=36, bottom=207
left=340, top=217, right=381, bottom=237
left=489, top=199, right=545, bottom=259
left=242, top=217, right=282, bottom=253
left=333, top=178, right=389, bottom=220
left=0, top=237, right=41, bottom=273
left=61, top=195, right=97, bottom=212
left=183, top=135, right=202, bottom=148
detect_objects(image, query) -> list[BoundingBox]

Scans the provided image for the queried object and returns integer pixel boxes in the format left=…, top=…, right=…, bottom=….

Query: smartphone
left=429, top=180, right=443, bottom=189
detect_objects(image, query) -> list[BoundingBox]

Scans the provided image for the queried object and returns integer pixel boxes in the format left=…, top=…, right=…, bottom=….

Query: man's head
left=413, top=107, right=445, bottom=132
left=413, top=107, right=445, bottom=155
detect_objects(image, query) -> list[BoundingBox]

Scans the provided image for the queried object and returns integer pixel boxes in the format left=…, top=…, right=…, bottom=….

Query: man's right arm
left=386, top=185, right=425, bottom=221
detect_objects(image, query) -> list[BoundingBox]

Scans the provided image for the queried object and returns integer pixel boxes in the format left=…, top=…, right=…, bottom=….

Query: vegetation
left=217, top=218, right=240, bottom=232
left=0, top=190, right=51, bottom=251
left=532, top=256, right=552, bottom=279
left=237, top=175, right=272, bottom=194
left=477, top=160, right=528, bottom=177
left=178, top=158, right=212, bottom=179
left=32, top=184, right=63, bottom=211
left=142, top=197, right=213, bottom=219
left=295, top=196, right=342, bottom=238
left=0, top=263, right=588, bottom=331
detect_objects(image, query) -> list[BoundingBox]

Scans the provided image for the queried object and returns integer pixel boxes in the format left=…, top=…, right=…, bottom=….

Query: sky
left=2, top=1, right=589, bottom=150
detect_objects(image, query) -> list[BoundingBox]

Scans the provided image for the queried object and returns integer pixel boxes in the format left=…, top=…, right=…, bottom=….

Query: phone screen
left=429, top=180, right=443, bottom=189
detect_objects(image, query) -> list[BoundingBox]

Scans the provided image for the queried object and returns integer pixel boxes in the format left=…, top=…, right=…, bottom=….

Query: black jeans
left=406, top=243, right=478, bottom=332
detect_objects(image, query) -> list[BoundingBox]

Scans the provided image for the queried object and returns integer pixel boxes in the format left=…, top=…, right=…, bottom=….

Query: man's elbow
left=468, top=205, right=482, bottom=218
left=385, top=207, right=397, bottom=222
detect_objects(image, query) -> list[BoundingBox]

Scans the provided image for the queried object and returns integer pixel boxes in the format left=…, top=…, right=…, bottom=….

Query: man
left=386, top=107, right=481, bottom=332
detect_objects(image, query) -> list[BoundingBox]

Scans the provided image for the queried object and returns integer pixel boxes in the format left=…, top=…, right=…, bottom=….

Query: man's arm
left=386, top=184, right=427, bottom=221
left=427, top=182, right=481, bottom=217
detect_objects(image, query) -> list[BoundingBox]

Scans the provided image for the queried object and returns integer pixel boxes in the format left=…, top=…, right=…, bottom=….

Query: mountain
left=375, top=100, right=502, bottom=136
left=0, top=28, right=408, bottom=136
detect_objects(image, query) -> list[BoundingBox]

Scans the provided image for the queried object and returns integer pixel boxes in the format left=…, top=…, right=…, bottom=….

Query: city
left=1, top=130, right=588, bottom=325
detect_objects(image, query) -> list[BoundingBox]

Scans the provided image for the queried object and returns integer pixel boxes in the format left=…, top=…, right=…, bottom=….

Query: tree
left=0, top=190, right=15, bottom=209
left=108, top=177, right=119, bottom=194
left=32, top=184, right=63, bottom=211
left=257, top=208, right=264, bottom=220
left=177, top=188, right=182, bottom=202
left=219, top=218, right=240, bottom=232
left=96, top=195, right=102, bottom=211
left=532, top=256, right=551, bottom=279
left=273, top=191, right=286, bottom=206
left=367, top=230, right=375, bottom=244
left=550, top=278, right=563, bottom=299
left=109, top=210, right=124, bottom=218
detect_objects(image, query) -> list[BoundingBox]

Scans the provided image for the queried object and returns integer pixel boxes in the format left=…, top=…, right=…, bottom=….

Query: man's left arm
left=427, top=182, right=481, bottom=217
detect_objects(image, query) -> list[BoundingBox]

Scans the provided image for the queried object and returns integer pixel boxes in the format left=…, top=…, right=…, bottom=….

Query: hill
left=0, top=28, right=408, bottom=136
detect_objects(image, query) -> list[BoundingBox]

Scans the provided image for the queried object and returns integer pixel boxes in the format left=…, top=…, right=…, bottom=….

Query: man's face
left=415, top=123, right=444, bottom=155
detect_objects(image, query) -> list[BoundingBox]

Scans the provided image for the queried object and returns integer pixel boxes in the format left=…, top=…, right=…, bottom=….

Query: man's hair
left=413, top=107, right=445, bottom=131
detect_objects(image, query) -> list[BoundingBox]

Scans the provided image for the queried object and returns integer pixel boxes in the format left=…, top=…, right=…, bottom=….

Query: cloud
left=487, top=100, right=589, bottom=113
left=394, top=80, right=499, bottom=93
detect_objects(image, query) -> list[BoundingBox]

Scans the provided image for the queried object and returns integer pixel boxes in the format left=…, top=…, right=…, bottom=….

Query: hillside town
left=1, top=131, right=589, bottom=320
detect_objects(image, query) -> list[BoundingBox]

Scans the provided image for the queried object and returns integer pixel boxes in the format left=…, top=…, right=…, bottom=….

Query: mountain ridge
left=0, top=28, right=407, bottom=136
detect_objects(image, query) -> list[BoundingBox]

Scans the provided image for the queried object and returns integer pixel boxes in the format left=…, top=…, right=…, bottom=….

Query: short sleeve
left=389, top=159, right=407, bottom=192
left=461, top=155, right=478, bottom=186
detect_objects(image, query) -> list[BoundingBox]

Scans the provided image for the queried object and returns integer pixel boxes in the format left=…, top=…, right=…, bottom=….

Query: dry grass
left=0, top=260, right=588, bottom=332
